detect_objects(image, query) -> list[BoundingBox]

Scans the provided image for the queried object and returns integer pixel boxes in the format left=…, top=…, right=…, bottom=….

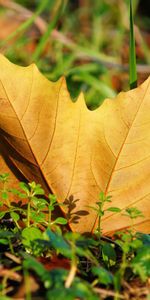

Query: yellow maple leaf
left=0, top=55, right=149, bottom=234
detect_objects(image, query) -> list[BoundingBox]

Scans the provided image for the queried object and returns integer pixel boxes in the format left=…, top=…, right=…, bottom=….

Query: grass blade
left=32, top=0, right=66, bottom=62
left=129, top=0, right=137, bottom=89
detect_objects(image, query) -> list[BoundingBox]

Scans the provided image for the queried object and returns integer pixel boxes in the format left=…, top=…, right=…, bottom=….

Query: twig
left=65, top=264, right=77, bottom=288
left=0, top=267, right=21, bottom=281
left=43, top=29, right=150, bottom=74
left=123, top=280, right=150, bottom=298
left=5, top=251, right=21, bottom=264
left=94, top=287, right=125, bottom=299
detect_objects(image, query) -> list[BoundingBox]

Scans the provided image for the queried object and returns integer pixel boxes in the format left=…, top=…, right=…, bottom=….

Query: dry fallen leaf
left=0, top=55, right=150, bottom=234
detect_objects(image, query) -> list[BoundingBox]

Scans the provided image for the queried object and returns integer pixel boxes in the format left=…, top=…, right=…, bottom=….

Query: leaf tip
left=76, top=92, right=87, bottom=109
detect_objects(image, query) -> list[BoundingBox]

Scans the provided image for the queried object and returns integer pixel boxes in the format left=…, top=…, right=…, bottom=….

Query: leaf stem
left=27, top=198, right=31, bottom=228
left=48, top=209, right=52, bottom=228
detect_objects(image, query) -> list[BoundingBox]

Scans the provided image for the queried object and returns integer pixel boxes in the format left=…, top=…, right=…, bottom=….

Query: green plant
left=47, top=194, right=67, bottom=228
left=23, top=253, right=99, bottom=300
left=0, top=174, right=149, bottom=299
left=124, top=207, right=144, bottom=232
left=19, top=181, right=45, bottom=227
left=89, top=192, right=121, bottom=242
left=0, top=174, right=67, bottom=232
left=113, top=206, right=146, bottom=299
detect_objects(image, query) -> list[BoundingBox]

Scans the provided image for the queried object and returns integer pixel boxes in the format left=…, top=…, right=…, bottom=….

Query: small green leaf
left=0, top=238, right=9, bottom=245
left=53, top=217, right=68, bottom=225
left=0, top=173, right=9, bottom=183
left=0, top=230, right=14, bottom=239
left=98, top=211, right=104, bottom=217
left=1, top=191, right=8, bottom=200
left=102, top=242, right=116, bottom=266
left=0, top=211, right=6, bottom=219
left=29, top=182, right=45, bottom=195
left=106, top=207, right=121, bottom=213
left=49, top=194, right=57, bottom=205
left=92, top=266, right=113, bottom=285
left=33, top=198, right=47, bottom=209
left=124, top=207, right=144, bottom=219
left=10, top=211, right=20, bottom=222
left=31, top=211, right=45, bottom=223
left=10, top=188, right=27, bottom=198
left=130, top=239, right=143, bottom=250
left=48, top=205, right=55, bottom=211
left=22, top=227, right=42, bottom=248
left=35, top=187, right=45, bottom=196
left=19, top=182, right=30, bottom=194
left=46, top=229, right=71, bottom=258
